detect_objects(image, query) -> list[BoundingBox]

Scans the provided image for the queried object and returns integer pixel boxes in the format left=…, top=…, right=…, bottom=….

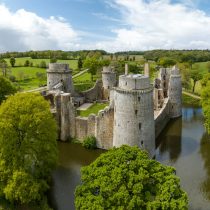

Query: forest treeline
left=1, top=49, right=210, bottom=63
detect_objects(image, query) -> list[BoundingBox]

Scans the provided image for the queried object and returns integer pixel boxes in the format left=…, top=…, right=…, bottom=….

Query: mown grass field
left=5, top=57, right=78, bottom=69
left=77, top=103, right=108, bottom=117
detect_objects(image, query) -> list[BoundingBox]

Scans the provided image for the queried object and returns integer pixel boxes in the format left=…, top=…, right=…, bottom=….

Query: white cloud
left=96, top=0, right=210, bottom=52
left=0, top=4, right=79, bottom=52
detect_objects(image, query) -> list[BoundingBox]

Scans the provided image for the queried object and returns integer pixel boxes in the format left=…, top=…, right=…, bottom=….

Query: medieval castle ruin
left=44, top=63, right=182, bottom=157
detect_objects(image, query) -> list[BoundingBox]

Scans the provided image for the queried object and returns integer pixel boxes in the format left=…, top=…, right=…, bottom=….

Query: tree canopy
left=0, top=93, right=58, bottom=204
left=75, top=145, right=188, bottom=210
left=0, top=76, right=16, bottom=104
left=201, top=74, right=210, bottom=133
left=9, top=57, right=16, bottom=67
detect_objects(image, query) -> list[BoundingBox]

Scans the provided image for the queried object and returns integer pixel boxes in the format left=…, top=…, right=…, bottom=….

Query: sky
left=0, top=0, right=210, bottom=52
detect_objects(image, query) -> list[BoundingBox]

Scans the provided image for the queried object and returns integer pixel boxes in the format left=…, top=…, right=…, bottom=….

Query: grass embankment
left=182, top=93, right=201, bottom=107
left=77, top=103, right=108, bottom=117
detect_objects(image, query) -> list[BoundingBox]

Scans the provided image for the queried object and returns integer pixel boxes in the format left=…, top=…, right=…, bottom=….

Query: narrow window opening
left=135, top=110, right=138, bottom=115
left=138, top=96, right=141, bottom=102
left=141, top=141, right=144, bottom=146
left=139, top=123, right=141, bottom=130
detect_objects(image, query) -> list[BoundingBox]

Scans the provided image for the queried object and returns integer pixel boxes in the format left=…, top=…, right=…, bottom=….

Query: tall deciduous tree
left=10, top=57, right=16, bottom=67
left=0, top=93, right=58, bottom=204
left=158, top=57, right=177, bottom=67
left=0, top=76, right=16, bottom=104
left=83, top=57, right=100, bottom=81
left=78, top=57, right=83, bottom=70
left=75, top=145, right=188, bottom=210
left=190, top=67, right=202, bottom=93
left=201, top=74, right=210, bottom=133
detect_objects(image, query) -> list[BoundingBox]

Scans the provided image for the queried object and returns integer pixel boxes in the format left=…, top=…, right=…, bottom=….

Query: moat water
left=50, top=105, right=210, bottom=210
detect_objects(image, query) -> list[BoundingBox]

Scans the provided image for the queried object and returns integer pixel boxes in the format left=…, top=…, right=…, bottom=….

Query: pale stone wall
left=74, top=106, right=114, bottom=149
left=168, top=66, right=182, bottom=118
left=102, top=67, right=117, bottom=89
left=47, top=63, right=74, bottom=93
left=119, top=74, right=150, bottom=90
left=158, top=68, right=170, bottom=97
left=75, top=117, right=88, bottom=140
left=96, top=107, right=114, bottom=149
left=82, top=80, right=103, bottom=102
left=113, top=74, right=155, bottom=157
left=59, top=93, right=76, bottom=141
left=154, top=98, right=170, bottom=138
left=102, top=66, right=117, bottom=100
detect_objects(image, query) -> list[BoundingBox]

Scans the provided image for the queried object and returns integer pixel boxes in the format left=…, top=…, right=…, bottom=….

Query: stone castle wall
left=47, top=63, right=74, bottom=93
left=82, top=80, right=103, bottom=102
left=113, top=75, right=155, bottom=157
left=75, top=106, right=114, bottom=150
left=154, top=98, right=170, bottom=138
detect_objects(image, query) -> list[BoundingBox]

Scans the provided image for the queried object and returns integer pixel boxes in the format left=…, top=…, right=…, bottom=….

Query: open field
left=11, top=67, right=46, bottom=78
left=77, top=103, right=108, bottom=117
left=4, top=57, right=78, bottom=70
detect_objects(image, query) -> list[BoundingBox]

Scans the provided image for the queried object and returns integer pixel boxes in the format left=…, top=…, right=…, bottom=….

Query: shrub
left=82, top=136, right=97, bottom=149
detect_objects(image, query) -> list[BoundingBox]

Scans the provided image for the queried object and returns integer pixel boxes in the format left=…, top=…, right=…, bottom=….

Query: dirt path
left=182, top=90, right=201, bottom=100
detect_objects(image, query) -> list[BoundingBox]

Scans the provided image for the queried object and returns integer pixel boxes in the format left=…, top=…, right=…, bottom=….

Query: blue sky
left=0, top=0, right=210, bottom=52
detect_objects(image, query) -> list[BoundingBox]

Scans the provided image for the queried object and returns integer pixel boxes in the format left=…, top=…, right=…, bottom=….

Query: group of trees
left=0, top=50, right=108, bottom=60
left=0, top=93, right=58, bottom=208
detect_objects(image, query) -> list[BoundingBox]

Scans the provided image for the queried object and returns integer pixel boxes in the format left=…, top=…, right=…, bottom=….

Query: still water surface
left=50, top=105, right=210, bottom=210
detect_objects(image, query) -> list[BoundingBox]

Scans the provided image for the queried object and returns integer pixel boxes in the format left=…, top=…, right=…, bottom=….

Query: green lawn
left=77, top=103, right=108, bottom=117
left=73, top=72, right=92, bottom=83
left=5, top=57, right=78, bottom=70
left=182, top=93, right=201, bottom=107
left=11, top=67, right=46, bottom=79
left=15, top=78, right=46, bottom=91
left=193, top=62, right=209, bottom=75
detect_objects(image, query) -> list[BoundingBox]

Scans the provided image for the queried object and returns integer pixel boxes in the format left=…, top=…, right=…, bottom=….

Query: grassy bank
left=182, top=93, right=201, bottom=107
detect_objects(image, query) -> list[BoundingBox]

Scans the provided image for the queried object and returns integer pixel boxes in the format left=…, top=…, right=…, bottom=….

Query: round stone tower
left=47, top=63, right=74, bottom=93
left=102, top=66, right=116, bottom=100
left=113, top=74, right=155, bottom=157
left=168, top=66, right=182, bottom=118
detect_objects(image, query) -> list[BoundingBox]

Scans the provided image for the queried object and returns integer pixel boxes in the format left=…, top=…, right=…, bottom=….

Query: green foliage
left=0, top=93, right=58, bottom=204
left=9, top=57, right=15, bottom=67
left=190, top=68, right=203, bottom=93
left=83, top=57, right=100, bottom=81
left=24, top=60, right=30, bottom=67
left=75, top=145, right=188, bottom=210
left=78, top=57, right=83, bottom=69
left=50, top=57, right=57, bottom=63
left=201, top=78, right=210, bottom=133
left=39, top=60, right=47, bottom=68
left=82, top=136, right=97, bottom=149
left=158, top=57, right=177, bottom=67
left=0, top=76, right=16, bottom=104
left=182, top=94, right=200, bottom=107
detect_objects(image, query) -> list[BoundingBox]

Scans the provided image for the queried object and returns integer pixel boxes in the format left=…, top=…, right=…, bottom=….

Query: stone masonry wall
left=154, top=98, right=170, bottom=138
left=82, top=80, right=103, bottom=102
left=75, top=105, right=114, bottom=149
